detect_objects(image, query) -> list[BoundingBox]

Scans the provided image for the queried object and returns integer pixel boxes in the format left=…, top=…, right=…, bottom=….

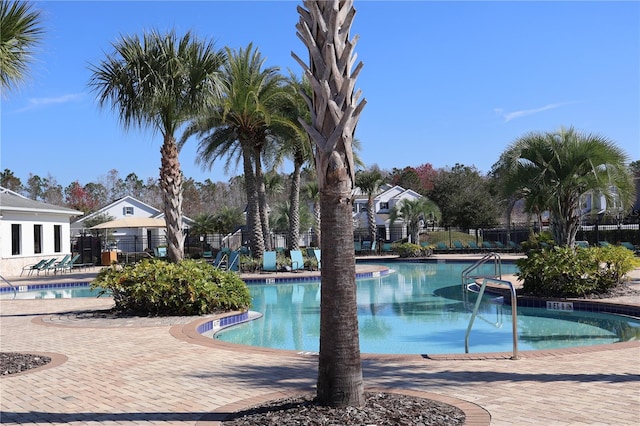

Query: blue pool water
left=215, top=262, right=640, bottom=355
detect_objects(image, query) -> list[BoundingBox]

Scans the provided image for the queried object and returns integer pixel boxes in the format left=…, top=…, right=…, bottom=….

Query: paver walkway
left=1, top=258, right=639, bottom=425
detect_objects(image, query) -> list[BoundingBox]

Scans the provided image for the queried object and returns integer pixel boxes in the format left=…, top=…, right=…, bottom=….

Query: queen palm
left=499, top=127, right=635, bottom=246
left=0, top=0, right=44, bottom=95
left=355, top=169, right=384, bottom=243
left=89, top=30, right=226, bottom=262
left=294, top=0, right=366, bottom=407
left=181, top=43, right=287, bottom=258
left=389, top=197, right=440, bottom=244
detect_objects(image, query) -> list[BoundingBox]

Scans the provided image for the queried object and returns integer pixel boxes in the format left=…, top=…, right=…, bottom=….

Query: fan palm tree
left=293, top=0, right=366, bottom=407
left=389, top=197, right=440, bottom=244
left=0, top=0, right=44, bottom=95
left=89, top=29, right=226, bottom=262
left=181, top=43, right=287, bottom=258
left=355, top=169, right=384, bottom=243
left=498, top=127, right=635, bottom=246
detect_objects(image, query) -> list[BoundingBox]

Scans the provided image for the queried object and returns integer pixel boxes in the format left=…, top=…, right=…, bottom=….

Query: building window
left=54, top=225, right=62, bottom=253
left=123, top=206, right=134, bottom=215
left=11, top=224, right=21, bottom=255
left=379, top=202, right=389, bottom=210
left=34, top=224, right=43, bottom=254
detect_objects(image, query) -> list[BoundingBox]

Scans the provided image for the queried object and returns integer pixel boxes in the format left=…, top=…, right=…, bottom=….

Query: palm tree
left=274, top=73, right=315, bottom=250
left=389, top=197, right=440, bottom=244
left=89, top=30, right=226, bottom=262
left=302, top=180, right=321, bottom=247
left=355, top=169, right=384, bottom=243
left=293, top=0, right=366, bottom=407
left=181, top=43, right=287, bottom=259
left=499, top=127, right=635, bottom=246
left=0, top=0, right=44, bottom=95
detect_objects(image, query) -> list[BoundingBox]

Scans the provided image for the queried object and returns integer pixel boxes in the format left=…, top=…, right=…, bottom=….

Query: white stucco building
left=0, top=187, right=82, bottom=277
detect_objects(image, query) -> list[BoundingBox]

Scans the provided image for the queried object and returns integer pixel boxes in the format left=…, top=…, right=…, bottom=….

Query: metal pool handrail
left=461, top=252, right=502, bottom=292
left=0, top=275, right=18, bottom=299
left=465, top=277, right=519, bottom=360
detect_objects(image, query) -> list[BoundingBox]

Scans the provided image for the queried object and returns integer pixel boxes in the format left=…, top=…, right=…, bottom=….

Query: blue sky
left=2, top=0, right=639, bottom=190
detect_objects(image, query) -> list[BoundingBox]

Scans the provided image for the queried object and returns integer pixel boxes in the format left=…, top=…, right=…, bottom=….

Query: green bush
left=392, top=242, right=431, bottom=258
left=91, top=258, right=251, bottom=316
left=517, top=245, right=640, bottom=298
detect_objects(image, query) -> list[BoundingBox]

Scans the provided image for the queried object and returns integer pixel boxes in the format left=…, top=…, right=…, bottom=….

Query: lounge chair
left=56, top=254, right=80, bottom=274
left=154, top=246, right=168, bottom=259
left=493, top=241, right=507, bottom=252
left=354, top=241, right=362, bottom=254
left=21, top=259, right=48, bottom=276
left=575, top=241, right=590, bottom=249
left=452, top=240, right=467, bottom=252
left=598, top=241, right=611, bottom=248
left=507, top=241, right=522, bottom=252
left=290, top=250, right=305, bottom=271
left=306, top=248, right=321, bottom=270
left=202, top=250, right=213, bottom=261
left=434, top=241, right=449, bottom=252
left=467, top=241, right=481, bottom=252
left=41, top=257, right=61, bottom=275
left=381, top=242, right=394, bottom=253
left=481, top=241, right=494, bottom=251
left=261, top=251, right=278, bottom=273
left=226, top=251, right=240, bottom=272
left=620, top=242, right=637, bottom=252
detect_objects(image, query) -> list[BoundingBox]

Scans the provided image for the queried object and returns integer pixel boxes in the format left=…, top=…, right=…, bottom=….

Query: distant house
left=352, top=184, right=423, bottom=242
left=71, top=196, right=192, bottom=253
left=0, top=187, right=83, bottom=277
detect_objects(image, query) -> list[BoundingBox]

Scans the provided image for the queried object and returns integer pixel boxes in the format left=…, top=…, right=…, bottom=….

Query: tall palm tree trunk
left=294, top=0, right=366, bottom=407
left=254, top=148, right=271, bottom=251
left=159, top=137, right=184, bottom=262
left=242, top=145, right=264, bottom=258
left=367, top=198, right=377, bottom=243
left=287, top=153, right=303, bottom=250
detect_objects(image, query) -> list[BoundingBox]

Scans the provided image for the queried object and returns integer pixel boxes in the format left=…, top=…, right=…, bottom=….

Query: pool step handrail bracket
left=0, top=275, right=18, bottom=299
left=465, top=277, right=519, bottom=360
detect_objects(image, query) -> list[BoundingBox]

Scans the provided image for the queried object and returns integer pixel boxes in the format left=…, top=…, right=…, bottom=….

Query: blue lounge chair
left=575, top=241, right=589, bottom=249
left=154, top=246, right=168, bottom=259
left=306, top=248, right=321, bottom=270
left=41, top=257, right=61, bottom=275
left=381, top=242, right=394, bottom=253
left=507, top=241, right=522, bottom=252
left=21, top=259, right=48, bottom=276
left=261, top=251, right=278, bottom=273
left=467, top=241, right=481, bottom=252
left=226, top=250, right=240, bottom=272
left=434, top=242, right=449, bottom=252
left=452, top=240, right=467, bottom=251
left=290, top=250, right=305, bottom=271
left=354, top=241, right=362, bottom=254
left=56, top=254, right=80, bottom=274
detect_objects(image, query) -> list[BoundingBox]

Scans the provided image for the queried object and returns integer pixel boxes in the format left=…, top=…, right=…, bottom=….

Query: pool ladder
left=0, top=275, right=18, bottom=299
left=461, top=253, right=519, bottom=360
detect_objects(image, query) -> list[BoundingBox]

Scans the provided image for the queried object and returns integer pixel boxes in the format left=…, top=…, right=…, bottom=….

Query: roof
left=0, top=187, right=83, bottom=216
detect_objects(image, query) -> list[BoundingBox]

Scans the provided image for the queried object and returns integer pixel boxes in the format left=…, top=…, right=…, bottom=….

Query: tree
left=89, top=29, right=226, bottom=262
left=498, top=127, right=635, bottom=246
left=355, top=169, right=384, bottom=242
left=0, top=0, right=44, bottom=95
left=293, top=0, right=366, bottom=407
left=429, top=164, right=500, bottom=232
left=389, top=197, right=440, bottom=244
left=65, top=181, right=100, bottom=213
left=302, top=181, right=321, bottom=247
left=181, top=43, right=286, bottom=258
left=0, top=169, right=23, bottom=192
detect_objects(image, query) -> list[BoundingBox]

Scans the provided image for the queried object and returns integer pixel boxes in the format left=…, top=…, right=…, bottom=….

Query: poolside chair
left=354, top=241, right=362, bottom=254
left=40, top=257, right=61, bottom=275
left=56, top=254, right=80, bottom=274
left=598, top=241, right=611, bottom=248
left=261, top=251, right=278, bottom=273
left=507, top=240, right=522, bottom=252
left=306, top=248, right=321, bottom=270
left=467, top=241, right=481, bottom=253
left=289, top=250, right=305, bottom=271
left=202, top=250, right=213, bottom=262
left=481, top=241, right=494, bottom=251
left=575, top=241, right=590, bottom=249
left=620, top=242, right=638, bottom=253
left=154, top=246, right=168, bottom=259
left=381, top=242, right=394, bottom=253
left=434, top=242, right=449, bottom=253
left=492, top=241, right=507, bottom=252
left=226, top=251, right=240, bottom=272
left=21, top=259, right=48, bottom=276
left=452, top=240, right=467, bottom=252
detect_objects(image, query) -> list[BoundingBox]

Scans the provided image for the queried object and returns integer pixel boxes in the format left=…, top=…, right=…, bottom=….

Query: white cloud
left=16, top=93, right=84, bottom=112
left=494, top=102, right=569, bottom=122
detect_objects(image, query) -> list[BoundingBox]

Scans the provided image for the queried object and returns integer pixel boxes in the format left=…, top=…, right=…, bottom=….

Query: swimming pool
left=215, top=262, right=640, bottom=355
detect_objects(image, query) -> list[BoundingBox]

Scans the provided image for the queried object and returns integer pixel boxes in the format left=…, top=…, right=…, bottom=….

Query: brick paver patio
left=1, top=258, right=639, bottom=425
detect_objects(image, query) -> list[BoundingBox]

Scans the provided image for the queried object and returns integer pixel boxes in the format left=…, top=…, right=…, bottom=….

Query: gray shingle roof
left=0, top=187, right=82, bottom=216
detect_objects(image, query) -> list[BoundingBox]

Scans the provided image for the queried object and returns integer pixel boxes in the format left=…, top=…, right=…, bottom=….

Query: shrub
left=392, top=242, right=431, bottom=258
left=517, top=245, right=639, bottom=298
left=91, top=258, right=251, bottom=316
